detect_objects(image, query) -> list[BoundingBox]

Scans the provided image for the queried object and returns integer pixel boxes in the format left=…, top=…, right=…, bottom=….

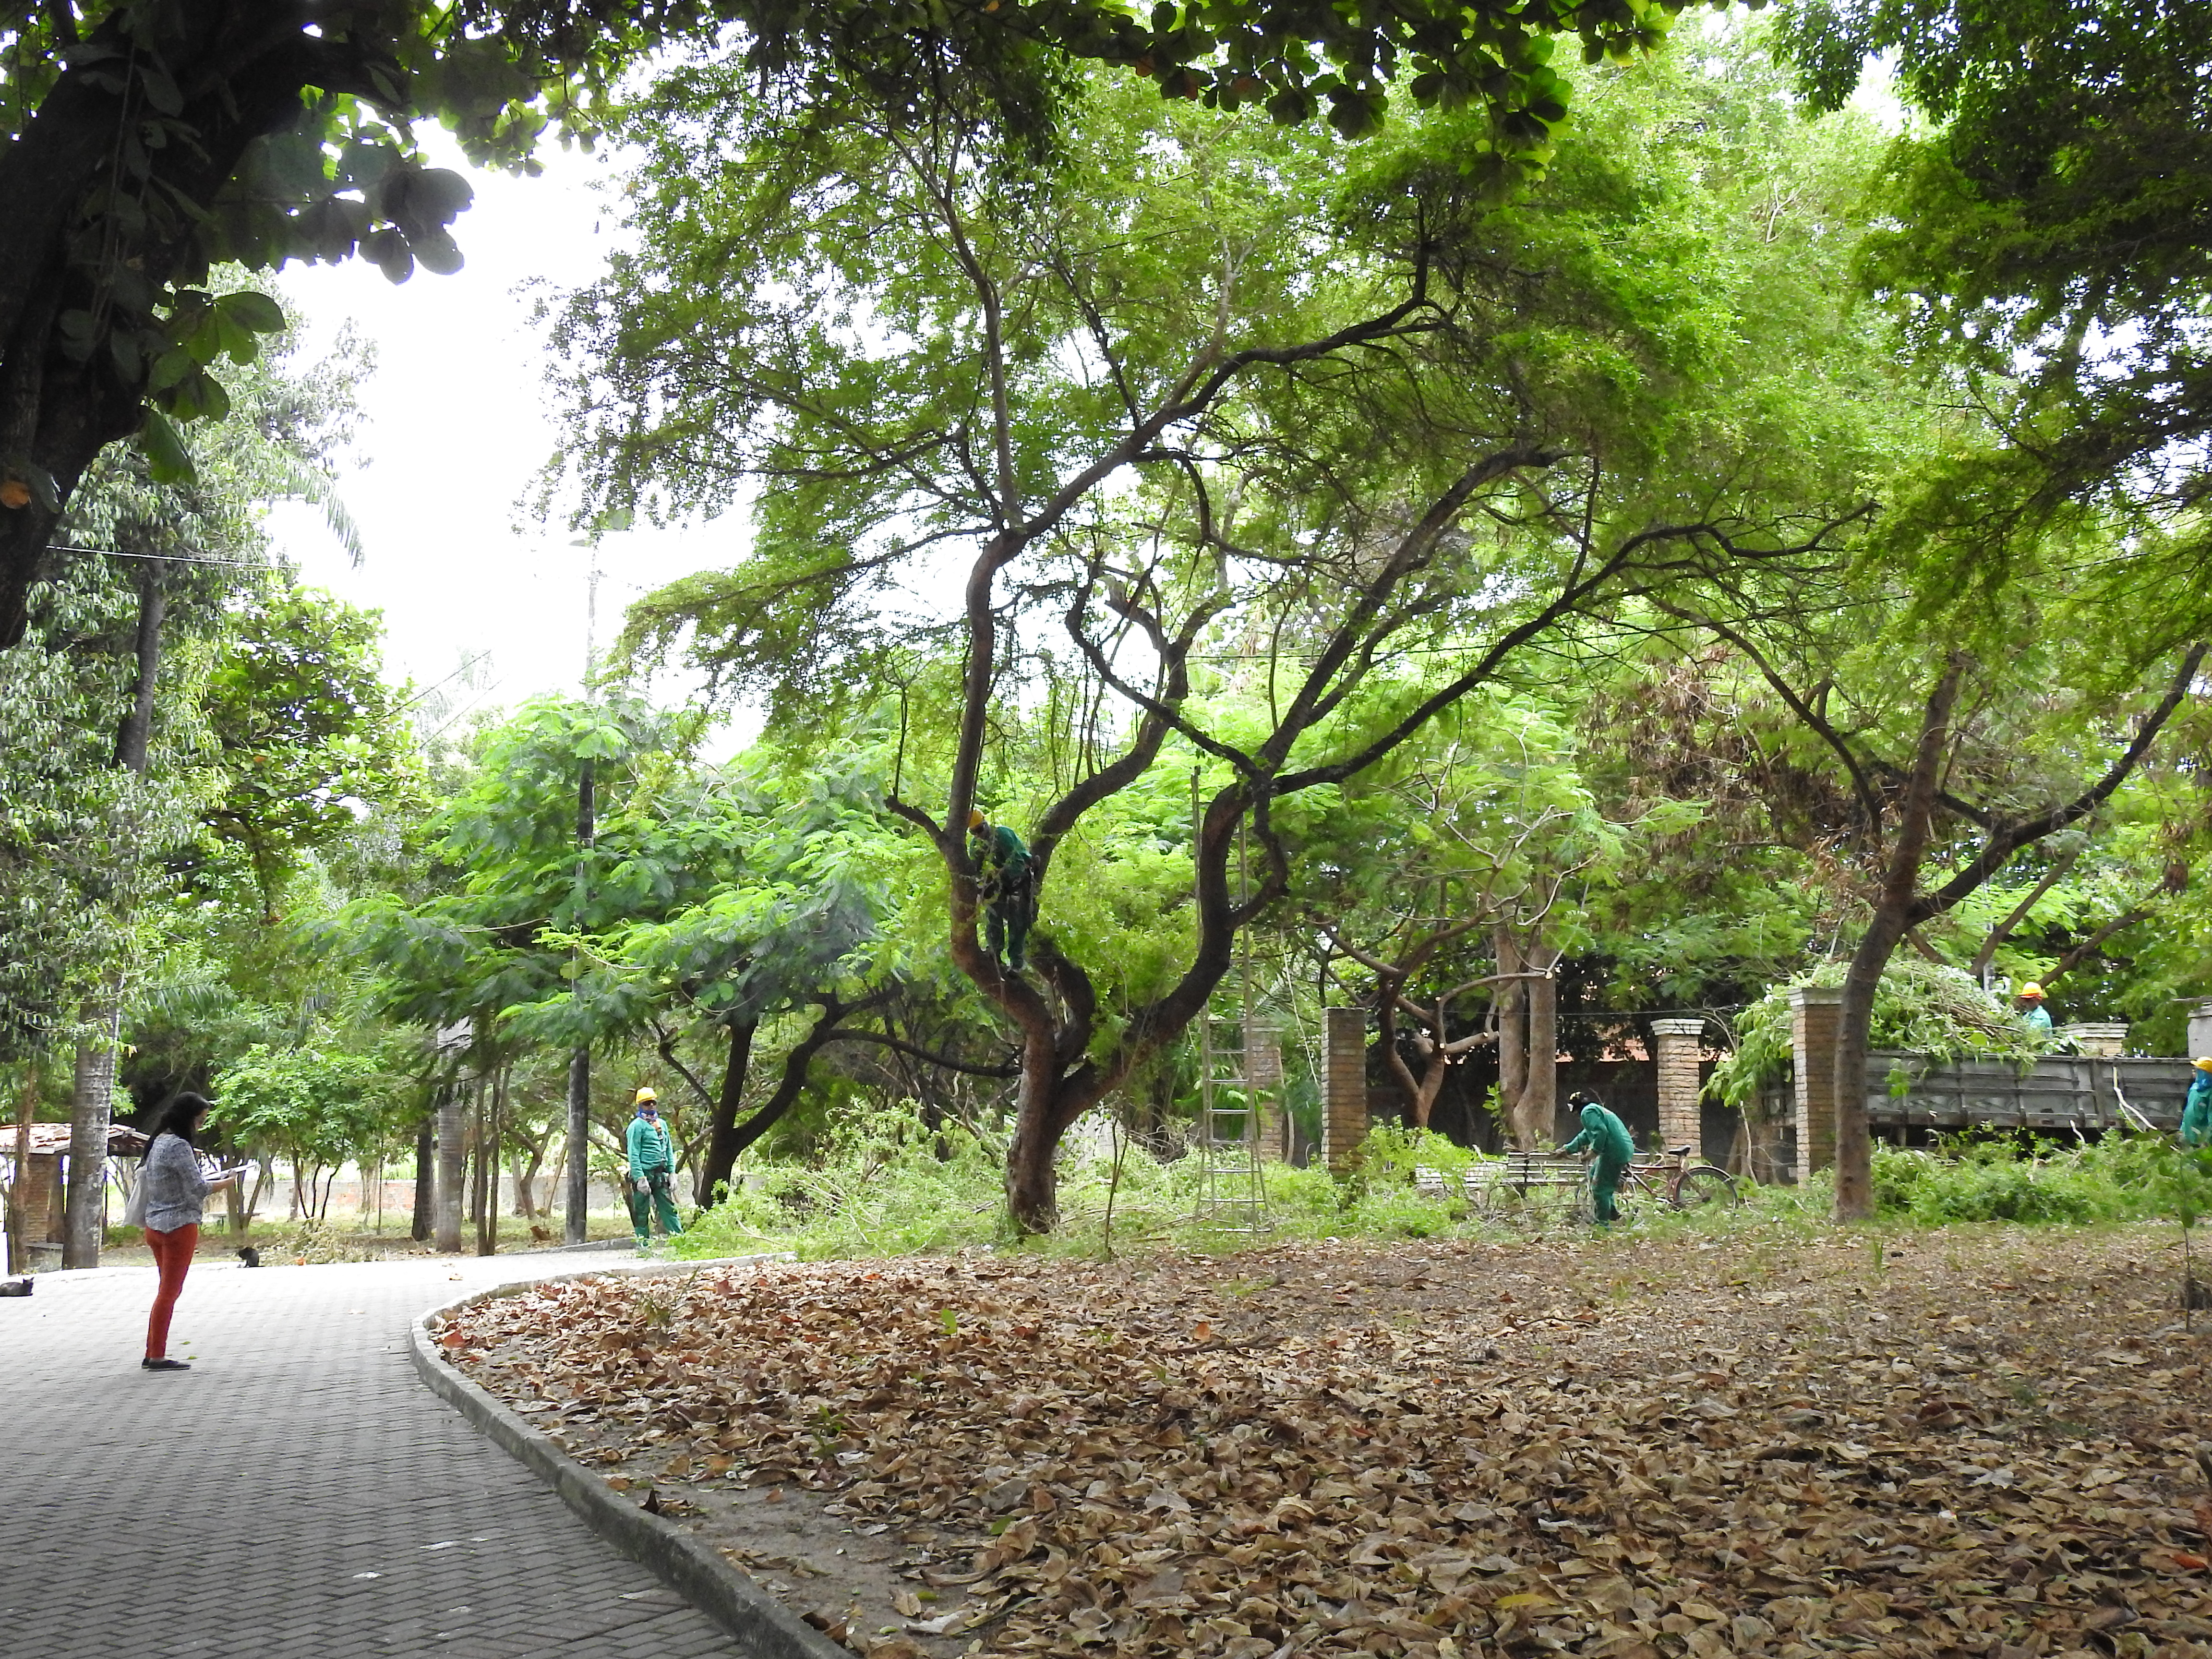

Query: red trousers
left=145, top=1223, right=198, bottom=1359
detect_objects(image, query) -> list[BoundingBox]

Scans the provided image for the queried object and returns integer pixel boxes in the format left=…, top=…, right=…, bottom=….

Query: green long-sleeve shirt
left=976, top=823, right=1031, bottom=894
left=1559, top=1101, right=1635, bottom=1166
left=626, top=1114, right=674, bottom=1178
left=2184, top=1075, right=2212, bottom=1148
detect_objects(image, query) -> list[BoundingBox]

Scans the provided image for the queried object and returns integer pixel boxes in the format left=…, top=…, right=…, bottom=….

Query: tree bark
left=475, top=1070, right=503, bottom=1256
left=1495, top=928, right=1527, bottom=1143
left=713, top=1009, right=848, bottom=1173
left=435, top=1087, right=465, bottom=1253
left=1832, top=661, right=1962, bottom=1221
left=694, top=1017, right=759, bottom=1207
left=5, top=1062, right=36, bottom=1276
left=1003, top=1019, right=1084, bottom=1232
left=62, top=565, right=165, bottom=1267
left=410, top=1114, right=433, bottom=1241
left=1514, top=939, right=1560, bottom=1148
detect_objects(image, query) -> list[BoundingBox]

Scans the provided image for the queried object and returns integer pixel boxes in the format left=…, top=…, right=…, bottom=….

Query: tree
left=1778, top=0, right=2212, bottom=653
left=1300, top=692, right=1684, bottom=1140
left=49, top=331, right=373, bottom=1265
left=195, top=583, right=421, bottom=920
left=0, top=0, right=1696, bottom=648
left=505, top=739, right=910, bottom=1205
left=214, top=1041, right=399, bottom=1220
left=1650, top=582, right=2205, bottom=1218
left=550, top=42, right=1898, bottom=1229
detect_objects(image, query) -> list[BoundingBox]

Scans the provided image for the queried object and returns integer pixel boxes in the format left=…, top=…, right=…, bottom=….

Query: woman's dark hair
left=144, top=1091, right=212, bottom=1159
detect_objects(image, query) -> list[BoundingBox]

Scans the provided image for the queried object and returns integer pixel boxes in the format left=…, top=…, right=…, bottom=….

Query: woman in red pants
left=137, top=1092, right=238, bottom=1372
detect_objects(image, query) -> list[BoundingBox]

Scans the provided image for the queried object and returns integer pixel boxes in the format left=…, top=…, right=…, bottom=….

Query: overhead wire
left=46, top=543, right=268, bottom=570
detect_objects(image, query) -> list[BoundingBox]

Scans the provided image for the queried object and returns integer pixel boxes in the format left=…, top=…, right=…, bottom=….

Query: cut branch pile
left=440, top=1230, right=2212, bottom=1658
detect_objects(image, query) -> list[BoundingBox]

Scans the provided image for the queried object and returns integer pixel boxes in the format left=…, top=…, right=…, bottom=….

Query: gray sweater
left=141, top=1133, right=210, bottom=1233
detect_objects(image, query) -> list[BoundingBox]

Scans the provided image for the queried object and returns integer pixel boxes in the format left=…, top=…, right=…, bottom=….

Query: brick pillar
left=1245, top=1017, right=1286, bottom=1159
left=1790, top=986, right=1844, bottom=1181
left=2190, top=1001, right=2212, bottom=1062
left=1322, top=1006, right=1368, bottom=1172
left=1650, top=1018, right=1707, bottom=1159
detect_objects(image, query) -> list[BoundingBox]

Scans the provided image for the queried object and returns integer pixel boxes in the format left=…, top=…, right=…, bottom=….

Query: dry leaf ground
left=438, top=1224, right=2212, bottom=1659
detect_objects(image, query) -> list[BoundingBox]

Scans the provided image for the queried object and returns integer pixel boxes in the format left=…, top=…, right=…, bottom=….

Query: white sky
left=263, top=133, right=746, bottom=733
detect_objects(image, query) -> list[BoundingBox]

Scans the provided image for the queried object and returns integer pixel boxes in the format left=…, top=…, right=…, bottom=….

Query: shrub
left=1870, top=1131, right=2188, bottom=1226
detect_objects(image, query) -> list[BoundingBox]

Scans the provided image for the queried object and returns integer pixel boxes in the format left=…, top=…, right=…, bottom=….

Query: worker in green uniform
left=625, top=1087, right=684, bottom=1252
left=2183, top=1058, right=2212, bottom=1148
left=1559, top=1090, right=1636, bottom=1227
left=967, top=807, right=1034, bottom=973
left=2015, top=982, right=2054, bottom=1034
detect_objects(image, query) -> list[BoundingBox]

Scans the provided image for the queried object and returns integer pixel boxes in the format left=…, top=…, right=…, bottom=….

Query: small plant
left=808, top=1403, right=853, bottom=1458
left=632, top=1286, right=677, bottom=1331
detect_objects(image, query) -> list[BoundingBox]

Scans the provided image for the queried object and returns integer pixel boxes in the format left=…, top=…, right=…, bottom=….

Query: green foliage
left=1869, top=1132, right=2206, bottom=1228
left=1708, top=958, right=2052, bottom=1113
left=1779, top=0, right=2212, bottom=656
left=214, top=1042, right=401, bottom=1168
left=199, top=583, right=424, bottom=915
left=679, top=1099, right=1009, bottom=1261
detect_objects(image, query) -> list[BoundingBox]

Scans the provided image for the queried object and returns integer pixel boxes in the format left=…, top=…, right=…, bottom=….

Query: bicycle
left=1628, top=1143, right=1742, bottom=1211
left=1471, top=1143, right=1739, bottom=1227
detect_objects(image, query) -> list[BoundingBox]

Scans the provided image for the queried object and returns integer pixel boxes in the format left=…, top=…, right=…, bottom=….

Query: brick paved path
left=0, top=1252, right=741, bottom=1659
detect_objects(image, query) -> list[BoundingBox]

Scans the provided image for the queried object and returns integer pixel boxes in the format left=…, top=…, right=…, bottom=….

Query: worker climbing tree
left=968, top=809, right=1035, bottom=974
left=1559, top=1090, right=1636, bottom=1227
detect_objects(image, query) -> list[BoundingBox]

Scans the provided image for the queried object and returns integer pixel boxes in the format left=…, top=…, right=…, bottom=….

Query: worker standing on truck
left=1559, top=1091, right=1636, bottom=1227
left=2183, top=1058, right=2212, bottom=1149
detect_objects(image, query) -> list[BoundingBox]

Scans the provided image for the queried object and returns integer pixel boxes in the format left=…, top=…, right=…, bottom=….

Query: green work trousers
left=986, top=898, right=1031, bottom=972
left=1590, top=1154, right=1630, bottom=1226
left=627, top=1170, right=683, bottom=1244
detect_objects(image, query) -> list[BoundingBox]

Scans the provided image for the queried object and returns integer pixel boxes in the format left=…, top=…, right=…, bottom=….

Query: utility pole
left=564, top=541, right=601, bottom=1244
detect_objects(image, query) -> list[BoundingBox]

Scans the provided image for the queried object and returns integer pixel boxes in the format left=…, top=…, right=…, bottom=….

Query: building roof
left=9, top=1124, right=151, bottom=1157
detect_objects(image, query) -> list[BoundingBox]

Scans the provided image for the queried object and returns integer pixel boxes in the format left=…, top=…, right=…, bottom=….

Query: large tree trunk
left=435, top=1088, right=466, bottom=1253
left=61, top=566, right=165, bottom=1267
left=1002, top=1017, right=1096, bottom=1234
left=410, top=1114, right=433, bottom=1242
left=1495, top=928, right=1528, bottom=1144
left=1832, top=662, right=1961, bottom=1221
left=61, top=1007, right=120, bottom=1265
left=1512, top=940, right=1560, bottom=1148
left=710, top=1009, right=848, bottom=1180
left=695, top=1017, right=759, bottom=1208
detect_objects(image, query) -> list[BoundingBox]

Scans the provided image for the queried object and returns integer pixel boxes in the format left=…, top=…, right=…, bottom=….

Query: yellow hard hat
left=2196, top=1057, right=2212, bottom=1072
left=967, top=807, right=988, bottom=832
left=633, top=1086, right=657, bottom=1105
left=2018, top=983, right=2045, bottom=999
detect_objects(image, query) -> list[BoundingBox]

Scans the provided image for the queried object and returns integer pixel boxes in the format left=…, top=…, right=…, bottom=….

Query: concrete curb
left=409, top=1253, right=849, bottom=1659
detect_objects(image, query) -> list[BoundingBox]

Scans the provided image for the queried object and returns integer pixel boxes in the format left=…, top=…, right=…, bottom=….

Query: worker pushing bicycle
left=1559, top=1089, right=1636, bottom=1226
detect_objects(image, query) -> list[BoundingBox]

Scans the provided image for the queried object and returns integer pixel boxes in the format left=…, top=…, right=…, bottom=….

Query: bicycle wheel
left=1609, top=1169, right=1660, bottom=1226
left=1671, top=1166, right=1741, bottom=1211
